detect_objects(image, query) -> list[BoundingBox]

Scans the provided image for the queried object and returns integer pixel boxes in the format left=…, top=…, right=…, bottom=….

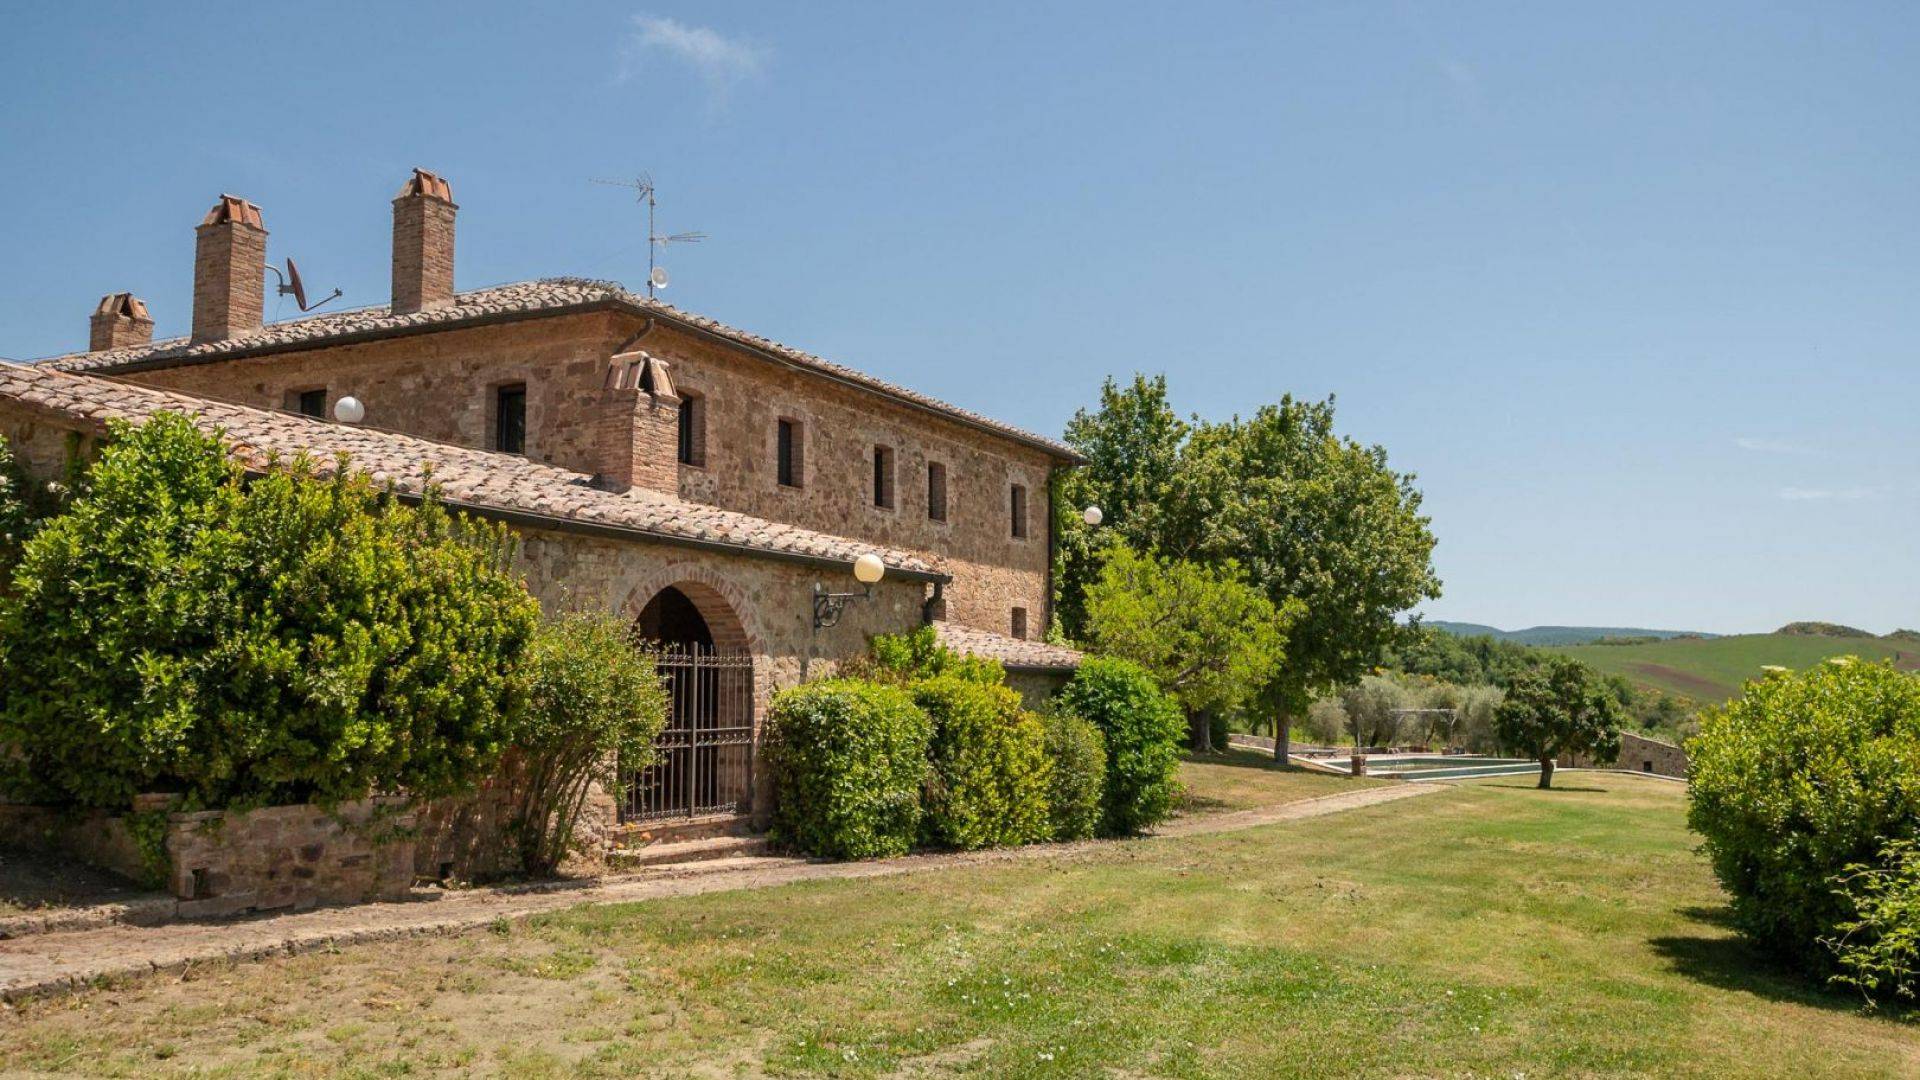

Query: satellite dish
left=285, top=258, right=309, bottom=310
left=649, top=266, right=670, bottom=291
left=265, top=258, right=342, bottom=313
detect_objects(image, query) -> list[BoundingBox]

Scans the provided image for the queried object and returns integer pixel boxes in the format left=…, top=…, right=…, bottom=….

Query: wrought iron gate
left=623, top=647, right=755, bottom=822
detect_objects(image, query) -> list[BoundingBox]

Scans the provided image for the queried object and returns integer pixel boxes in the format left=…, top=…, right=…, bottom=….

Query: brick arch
left=619, top=561, right=764, bottom=657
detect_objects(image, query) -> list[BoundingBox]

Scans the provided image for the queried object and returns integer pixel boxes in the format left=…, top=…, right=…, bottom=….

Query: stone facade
left=119, top=313, right=1057, bottom=637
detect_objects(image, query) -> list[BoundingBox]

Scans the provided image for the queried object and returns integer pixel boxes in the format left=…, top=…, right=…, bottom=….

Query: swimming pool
left=1355, top=755, right=1541, bottom=781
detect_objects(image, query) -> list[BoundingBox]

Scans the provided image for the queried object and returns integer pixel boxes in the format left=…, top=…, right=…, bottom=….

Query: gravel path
left=0, top=782, right=1434, bottom=1001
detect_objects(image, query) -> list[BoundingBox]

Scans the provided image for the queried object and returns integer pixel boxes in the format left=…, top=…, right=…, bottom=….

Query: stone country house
left=0, top=170, right=1085, bottom=875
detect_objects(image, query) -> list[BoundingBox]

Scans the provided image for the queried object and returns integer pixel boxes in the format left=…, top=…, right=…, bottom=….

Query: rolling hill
left=1545, top=632, right=1920, bottom=703
left=1426, top=621, right=1716, bottom=647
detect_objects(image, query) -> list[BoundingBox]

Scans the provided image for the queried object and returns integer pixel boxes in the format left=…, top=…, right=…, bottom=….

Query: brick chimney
left=391, top=168, right=456, bottom=314
left=192, top=195, right=267, bottom=343
left=89, top=293, right=154, bottom=351
left=590, top=351, right=681, bottom=493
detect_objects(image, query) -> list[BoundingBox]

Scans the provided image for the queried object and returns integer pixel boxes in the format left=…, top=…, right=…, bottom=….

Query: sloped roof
left=0, top=362, right=946, bottom=582
left=934, top=621, right=1083, bottom=672
left=41, top=278, right=1081, bottom=462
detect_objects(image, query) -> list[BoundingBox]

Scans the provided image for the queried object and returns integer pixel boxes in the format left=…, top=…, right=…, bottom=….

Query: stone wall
left=0, top=797, right=417, bottom=916
left=1005, top=669, right=1072, bottom=711
left=117, top=311, right=1059, bottom=639
left=1562, top=731, right=1689, bottom=778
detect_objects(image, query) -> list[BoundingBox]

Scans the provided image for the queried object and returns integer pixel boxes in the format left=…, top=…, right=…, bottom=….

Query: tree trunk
left=1275, top=715, right=1291, bottom=764
left=1538, top=756, right=1555, bottom=789
left=1191, top=710, right=1213, bottom=753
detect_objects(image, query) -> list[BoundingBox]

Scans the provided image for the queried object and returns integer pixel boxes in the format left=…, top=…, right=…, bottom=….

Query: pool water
left=1356, top=755, right=1541, bottom=781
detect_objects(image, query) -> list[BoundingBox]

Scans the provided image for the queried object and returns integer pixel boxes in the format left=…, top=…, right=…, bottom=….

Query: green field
left=1549, top=632, right=1920, bottom=703
left=5, top=772, right=1917, bottom=1077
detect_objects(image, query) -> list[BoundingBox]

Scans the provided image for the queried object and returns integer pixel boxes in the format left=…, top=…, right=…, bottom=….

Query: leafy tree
left=0, top=413, right=540, bottom=810
left=1174, top=397, right=1441, bottom=759
left=507, top=610, right=671, bottom=876
left=1493, top=657, right=1623, bottom=788
left=1081, top=544, right=1294, bottom=745
left=1053, top=375, right=1190, bottom=640
left=1338, top=675, right=1408, bottom=749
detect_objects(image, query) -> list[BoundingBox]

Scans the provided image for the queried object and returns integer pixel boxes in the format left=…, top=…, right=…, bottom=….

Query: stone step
left=606, top=834, right=770, bottom=871
left=0, top=894, right=178, bottom=941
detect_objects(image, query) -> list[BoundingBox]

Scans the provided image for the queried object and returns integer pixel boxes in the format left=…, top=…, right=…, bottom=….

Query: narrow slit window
left=294, top=388, right=327, bottom=418
left=678, top=393, right=705, bottom=466
left=873, top=445, right=895, bottom=509
left=495, top=384, right=527, bottom=454
left=777, top=418, right=804, bottom=488
left=1010, top=607, right=1029, bottom=640
left=1010, top=483, right=1028, bottom=538
left=927, top=461, right=948, bottom=522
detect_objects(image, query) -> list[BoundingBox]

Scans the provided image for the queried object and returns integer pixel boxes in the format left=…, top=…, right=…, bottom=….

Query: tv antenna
left=264, top=257, right=342, bottom=313
left=591, top=173, right=705, bottom=297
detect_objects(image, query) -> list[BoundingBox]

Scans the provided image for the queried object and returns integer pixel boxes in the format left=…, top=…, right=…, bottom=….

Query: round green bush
left=763, top=679, right=931, bottom=859
left=0, top=414, right=539, bottom=811
left=1055, top=656, right=1186, bottom=836
left=1042, top=708, right=1106, bottom=841
left=1688, top=660, right=1920, bottom=970
left=912, top=675, right=1051, bottom=850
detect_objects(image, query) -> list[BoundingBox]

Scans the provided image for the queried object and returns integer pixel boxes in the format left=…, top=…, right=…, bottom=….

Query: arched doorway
left=626, top=585, right=756, bottom=822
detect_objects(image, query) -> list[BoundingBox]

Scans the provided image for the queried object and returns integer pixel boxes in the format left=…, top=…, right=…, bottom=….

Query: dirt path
left=0, top=782, right=1434, bottom=1002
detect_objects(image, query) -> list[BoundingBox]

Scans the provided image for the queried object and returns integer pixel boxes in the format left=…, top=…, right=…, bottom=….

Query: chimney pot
left=89, top=293, right=154, bottom=351
left=392, top=168, right=456, bottom=314
left=191, top=194, right=267, bottom=344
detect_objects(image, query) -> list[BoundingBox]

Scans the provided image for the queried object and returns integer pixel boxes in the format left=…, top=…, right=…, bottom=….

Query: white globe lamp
left=333, top=396, right=366, bottom=424
left=1082, top=505, right=1104, bottom=527
left=852, top=552, right=886, bottom=586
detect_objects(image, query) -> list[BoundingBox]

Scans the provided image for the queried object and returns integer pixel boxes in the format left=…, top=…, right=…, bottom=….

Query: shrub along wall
left=766, top=634, right=1184, bottom=859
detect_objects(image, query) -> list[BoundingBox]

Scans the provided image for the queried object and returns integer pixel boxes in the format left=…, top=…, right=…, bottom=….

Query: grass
left=1548, top=632, right=1920, bottom=703
left=3, top=772, right=1916, bottom=1077
left=1175, top=747, right=1381, bottom=813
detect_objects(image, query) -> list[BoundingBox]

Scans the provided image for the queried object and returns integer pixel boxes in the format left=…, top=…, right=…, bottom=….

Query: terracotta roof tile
left=42, top=278, right=1081, bottom=462
left=0, top=362, right=945, bottom=581
left=933, top=622, right=1083, bottom=672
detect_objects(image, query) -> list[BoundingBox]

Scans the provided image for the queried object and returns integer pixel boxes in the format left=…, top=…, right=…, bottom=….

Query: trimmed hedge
left=913, top=675, right=1051, bottom=850
left=1055, top=656, right=1186, bottom=836
left=1042, top=708, right=1106, bottom=841
left=1688, top=660, right=1920, bottom=971
left=763, top=679, right=932, bottom=859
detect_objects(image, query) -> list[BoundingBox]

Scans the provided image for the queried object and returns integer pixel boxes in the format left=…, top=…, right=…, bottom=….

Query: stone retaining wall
left=1561, top=731, right=1688, bottom=778
left=1, top=797, right=419, bottom=917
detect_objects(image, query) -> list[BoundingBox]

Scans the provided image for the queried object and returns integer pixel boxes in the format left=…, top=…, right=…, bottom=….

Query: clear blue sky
left=3, top=2, right=1915, bottom=635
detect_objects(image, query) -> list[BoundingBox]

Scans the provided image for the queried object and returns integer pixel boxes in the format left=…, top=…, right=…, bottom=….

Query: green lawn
left=3, top=773, right=1915, bottom=1077
left=1550, top=632, right=1920, bottom=703
left=1176, top=747, right=1382, bottom=813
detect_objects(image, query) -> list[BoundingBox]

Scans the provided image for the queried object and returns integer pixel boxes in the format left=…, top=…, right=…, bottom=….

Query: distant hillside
left=1548, top=632, right=1920, bottom=703
left=1776, top=621, right=1872, bottom=637
left=1426, top=621, right=1717, bottom=647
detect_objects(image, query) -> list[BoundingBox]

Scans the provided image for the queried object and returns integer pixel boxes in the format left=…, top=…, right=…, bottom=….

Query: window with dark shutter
left=1010, top=483, right=1028, bottom=538
left=1011, top=607, right=1028, bottom=640
left=777, top=418, right=804, bottom=488
left=873, top=445, right=895, bottom=509
left=295, top=388, right=327, bottom=418
left=678, top=393, right=705, bottom=466
left=927, top=461, right=948, bottom=522
left=495, top=384, right=527, bottom=454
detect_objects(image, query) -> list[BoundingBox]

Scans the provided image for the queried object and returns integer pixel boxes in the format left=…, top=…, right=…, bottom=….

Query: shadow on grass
left=1181, top=749, right=1325, bottom=776
left=1469, top=780, right=1608, bottom=793
left=1649, top=905, right=1867, bottom=1014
